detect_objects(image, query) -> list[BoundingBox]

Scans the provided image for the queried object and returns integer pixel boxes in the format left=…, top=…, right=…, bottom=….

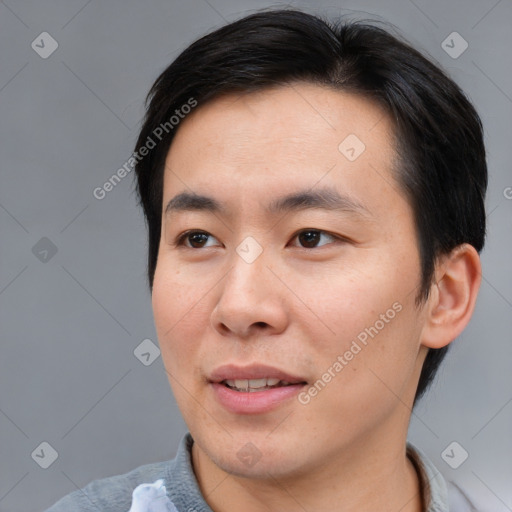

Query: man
left=46, top=8, right=487, bottom=512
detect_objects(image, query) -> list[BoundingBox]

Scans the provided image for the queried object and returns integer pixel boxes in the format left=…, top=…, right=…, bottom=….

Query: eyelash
left=173, top=229, right=345, bottom=250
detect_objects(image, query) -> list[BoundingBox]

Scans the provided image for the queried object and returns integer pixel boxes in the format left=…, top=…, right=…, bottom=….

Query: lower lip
left=210, top=382, right=306, bottom=414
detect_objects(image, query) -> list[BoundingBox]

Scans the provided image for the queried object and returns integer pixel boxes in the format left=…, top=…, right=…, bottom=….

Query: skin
left=151, top=83, right=482, bottom=512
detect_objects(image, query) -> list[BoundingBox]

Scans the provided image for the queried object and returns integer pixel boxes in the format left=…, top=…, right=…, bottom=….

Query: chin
left=203, top=430, right=310, bottom=479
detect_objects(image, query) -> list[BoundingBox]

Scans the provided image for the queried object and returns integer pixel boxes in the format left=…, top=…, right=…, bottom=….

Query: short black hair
left=133, top=9, right=487, bottom=405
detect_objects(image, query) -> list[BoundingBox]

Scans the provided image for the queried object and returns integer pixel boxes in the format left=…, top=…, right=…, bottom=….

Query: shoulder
left=43, top=459, right=172, bottom=512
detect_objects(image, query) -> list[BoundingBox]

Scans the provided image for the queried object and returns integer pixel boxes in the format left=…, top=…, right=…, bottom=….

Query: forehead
left=162, top=83, right=402, bottom=217
left=170, top=84, right=393, bottom=158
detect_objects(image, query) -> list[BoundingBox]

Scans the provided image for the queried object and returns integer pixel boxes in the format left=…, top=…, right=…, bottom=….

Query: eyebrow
left=164, top=187, right=372, bottom=218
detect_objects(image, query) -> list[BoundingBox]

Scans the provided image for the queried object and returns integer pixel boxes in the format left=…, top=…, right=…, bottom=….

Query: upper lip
left=209, top=364, right=307, bottom=384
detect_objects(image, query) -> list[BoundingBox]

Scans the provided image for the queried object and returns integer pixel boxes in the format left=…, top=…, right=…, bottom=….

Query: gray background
left=0, top=1, right=510, bottom=510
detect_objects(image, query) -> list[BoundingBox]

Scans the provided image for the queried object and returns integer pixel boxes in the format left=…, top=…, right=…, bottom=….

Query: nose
left=210, top=250, right=288, bottom=339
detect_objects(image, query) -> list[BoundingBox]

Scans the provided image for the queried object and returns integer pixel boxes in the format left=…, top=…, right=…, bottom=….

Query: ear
left=420, top=244, right=482, bottom=349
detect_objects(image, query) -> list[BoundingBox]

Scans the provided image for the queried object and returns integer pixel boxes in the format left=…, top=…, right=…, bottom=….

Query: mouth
left=209, top=363, right=308, bottom=389
left=221, top=378, right=307, bottom=393
left=208, top=364, right=308, bottom=413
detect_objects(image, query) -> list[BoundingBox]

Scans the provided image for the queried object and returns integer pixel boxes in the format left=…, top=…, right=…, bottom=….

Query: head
left=133, top=9, right=486, bottom=479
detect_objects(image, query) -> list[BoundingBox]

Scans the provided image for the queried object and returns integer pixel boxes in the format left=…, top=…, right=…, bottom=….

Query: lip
left=210, top=382, right=306, bottom=414
left=208, top=363, right=307, bottom=415
left=209, top=363, right=307, bottom=384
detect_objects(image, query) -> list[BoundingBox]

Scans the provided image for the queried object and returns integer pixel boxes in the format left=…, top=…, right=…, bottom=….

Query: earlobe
left=421, top=244, right=482, bottom=349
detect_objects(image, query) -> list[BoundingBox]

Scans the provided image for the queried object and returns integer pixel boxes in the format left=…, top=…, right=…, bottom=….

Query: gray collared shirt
left=44, top=433, right=476, bottom=511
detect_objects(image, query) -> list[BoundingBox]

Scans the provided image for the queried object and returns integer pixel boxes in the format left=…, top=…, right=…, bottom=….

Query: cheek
left=151, top=265, right=207, bottom=374
left=290, top=259, right=404, bottom=343
left=152, top=272, right=211, bottom=422
left=296, top=254, right=423, bottom=387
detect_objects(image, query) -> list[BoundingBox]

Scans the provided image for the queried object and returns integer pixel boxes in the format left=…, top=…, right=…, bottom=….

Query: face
left=152, top=83, right=430, bottom=480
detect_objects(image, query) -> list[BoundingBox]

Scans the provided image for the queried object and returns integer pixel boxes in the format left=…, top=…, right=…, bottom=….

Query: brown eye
left=177, top=231, right=219, bottom=248
left=294, top=229, right=337, bottom=248
left=298, top=230, right=321, bottom=248
left=187, top=232, right=209, bottom=248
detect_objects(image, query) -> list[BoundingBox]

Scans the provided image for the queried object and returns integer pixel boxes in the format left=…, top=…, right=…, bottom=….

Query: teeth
left=224, top=377, right=288, bottom=391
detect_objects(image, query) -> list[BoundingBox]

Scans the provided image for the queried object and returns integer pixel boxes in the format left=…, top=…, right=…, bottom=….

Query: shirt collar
left=407, top=442, right=450, bottom=511
left=164, top=433, right=214, bottom=512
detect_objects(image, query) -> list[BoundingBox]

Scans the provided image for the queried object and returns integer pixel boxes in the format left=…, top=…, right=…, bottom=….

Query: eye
left=175, top=230, right=220, bottom=248
left=174, top=229, right=344, bottom=249
left=290, top=229, right=340, bottom=249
